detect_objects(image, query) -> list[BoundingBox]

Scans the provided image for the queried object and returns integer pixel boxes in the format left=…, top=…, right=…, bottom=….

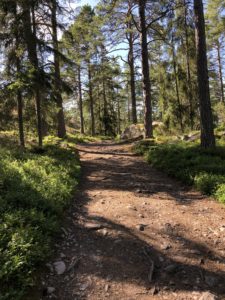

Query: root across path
left=41, top=141, right=225, bottom=300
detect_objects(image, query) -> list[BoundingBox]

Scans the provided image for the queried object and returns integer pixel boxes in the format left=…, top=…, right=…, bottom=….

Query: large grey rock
left=121, top=124, right=144, bottom=140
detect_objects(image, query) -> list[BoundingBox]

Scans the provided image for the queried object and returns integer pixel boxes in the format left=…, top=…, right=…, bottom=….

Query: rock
left=60, top=253, right=66, bottom=258
left=121, top=124, right=144, bottom=140
left=159, top=256, right=164, bottom=263
left=104, top=284, right=110, bottom=292
left=102, top=228, right=108, bottom=236
left=137, top=224, right=146, bottom=231
left=47, top=287, right=56, bottom=294
left=79, top=284, right=88, bottom=291
left=219, top=225, right=225, bottom=232
left=139, top=214, right=145, bottom=218
left=150, top=286, right=159, bottom=295
left=85, top=222, right=103, bottom=231
left=199, top=292, right=217, bottom=300
left=127, top=205, right=137, bottom=211
left=164, top=264, right=178, bottom=274
left=53, top=261, right=66, bottom=275
left=161, top=244, right=172, bottom=250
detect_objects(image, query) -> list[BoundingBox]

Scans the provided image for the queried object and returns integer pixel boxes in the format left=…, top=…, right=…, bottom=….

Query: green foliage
left=134, top=140, right=225, bottom=202
left=0, top=136, right=80, bottom=300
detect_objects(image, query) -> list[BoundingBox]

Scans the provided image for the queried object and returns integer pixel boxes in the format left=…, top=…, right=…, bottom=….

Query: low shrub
left=133, top=141, right=225, bottom=203
left=0, top=135, right=80, bottom=300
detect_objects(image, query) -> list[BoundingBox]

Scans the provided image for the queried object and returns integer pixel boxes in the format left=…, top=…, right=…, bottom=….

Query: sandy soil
left=40, top=141, right=225, bottom=300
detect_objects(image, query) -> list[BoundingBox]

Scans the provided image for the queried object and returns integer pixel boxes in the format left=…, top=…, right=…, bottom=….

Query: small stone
left=105, top=275, right=112, bottom=282
left=219, top=226, right=225, bottom=232
left=105, top=284, right=110, bottom=292
left=150, top=286, right=159, bottom=295
left=164, top=264, right=177, bottom=274
left=159, top=256, right=164, bottom=263
left=79, top=282, right=90, bottom=291
left=139, top=214, right=145, bottom=218
left=60, top=253, right=66, bottom=258
left=102, top=228, right=108, bottom=236
left=53, top=261, right=66, bottom=275
left=199, top=292, right=217, bottom=300
left=127, top=205, right=137, bottom=211
left=137, top=224, right=145, bottom=231
left=47, top=287, right=56, bottom=294
left=85, top=222, right=102, bottom=231
left=161, top=244, right=172, bottom=250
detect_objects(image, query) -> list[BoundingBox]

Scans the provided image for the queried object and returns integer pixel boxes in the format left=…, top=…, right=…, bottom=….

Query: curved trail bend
left=43, top=141, right=225, bottom=300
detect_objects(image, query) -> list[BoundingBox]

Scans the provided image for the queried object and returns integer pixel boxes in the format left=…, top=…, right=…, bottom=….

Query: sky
left=75, top=0, right=99, bottom=7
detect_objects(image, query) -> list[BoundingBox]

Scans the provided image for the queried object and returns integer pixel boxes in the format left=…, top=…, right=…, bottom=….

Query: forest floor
left=40, top=140, right=225, bottom=300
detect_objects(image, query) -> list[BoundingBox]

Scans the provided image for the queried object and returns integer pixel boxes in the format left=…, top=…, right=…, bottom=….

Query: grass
left=0, top=132, right=81, bottom=300
left=133, top=138, right=225, bottom=204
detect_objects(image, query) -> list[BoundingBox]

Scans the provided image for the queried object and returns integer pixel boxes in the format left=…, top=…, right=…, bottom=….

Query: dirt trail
left=42, top=141, right=225, bottom=300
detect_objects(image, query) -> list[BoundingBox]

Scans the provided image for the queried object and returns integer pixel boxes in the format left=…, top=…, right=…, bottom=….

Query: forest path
left=43, top=141, right=225, bottom=300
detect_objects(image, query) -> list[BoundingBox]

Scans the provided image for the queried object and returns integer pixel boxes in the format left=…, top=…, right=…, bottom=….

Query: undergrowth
left=133, top=139, right=225, bottom=204
left=0, top=133, right=80, bottom=300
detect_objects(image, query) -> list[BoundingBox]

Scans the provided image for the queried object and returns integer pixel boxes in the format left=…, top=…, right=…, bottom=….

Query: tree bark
left=51, top=0, right=66, bottom=138
left=21, top=1, right=42, bottom=147
left=77, top=65, right=84, bottom=134
left=127, top=83, right=131, bottom=123
left=127, top=21, right=137, bottom=124
left=172, top=34, right=183, bottom=132
left=216, top=41, right=224, bottom=102
left=15, top=6, right=25, bottom=148
left=88, top=61, right=95, bottom=136
left=117, top=89, right=121, bottom=134
left=17, top=89, right=25, bottom=148
left=194, top=0, right=215, bottom=148
left=184, top=0, right=194, bottom=129
left=138, top=0, right=153, bottom=138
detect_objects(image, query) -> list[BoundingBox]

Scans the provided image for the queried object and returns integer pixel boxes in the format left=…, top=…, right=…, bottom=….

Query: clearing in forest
left=41, top=141, right=225, bottom=300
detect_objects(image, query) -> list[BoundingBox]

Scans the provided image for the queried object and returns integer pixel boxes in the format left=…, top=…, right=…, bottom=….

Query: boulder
left=121, top=124, right=144, bottom=140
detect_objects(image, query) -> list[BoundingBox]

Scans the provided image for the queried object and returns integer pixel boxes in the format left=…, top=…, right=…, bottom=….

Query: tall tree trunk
left=194, top=0, right=215, bottom=148
left=51, top=0, right=66, bottom=138
left=15, top=7, right=25, bottom=148
left=21, top=2, right=43, bottom=147
left=17, top=88, right=25, bottom=148
left=77, top=65, right=84, bottom=134
left=184, top=0, right=194, bottom=129
left=88, top=61, right=95, bottom=136
left=127, top=22, right=137, bottom=124
left=127, top=83, right=131, bottom=123
left=216, top=41, right=224, bottom=102
left=117, top=90, right=121, bottom=134
left=172, top=34, right=183, bottom=132
left=103, top=79, right=107, bottom=136
left=138, top=0, right=153, bottom=138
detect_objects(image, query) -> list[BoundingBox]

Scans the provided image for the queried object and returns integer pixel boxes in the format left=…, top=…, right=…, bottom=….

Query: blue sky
left=76, top=0, right=98, bottom=7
